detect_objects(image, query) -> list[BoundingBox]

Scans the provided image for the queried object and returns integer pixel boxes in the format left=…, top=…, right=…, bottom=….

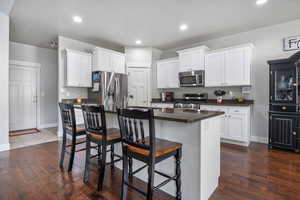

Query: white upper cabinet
left=93, top=48, right=111, bottom=72
left=125, top=47, right=153, bottom=67
left=177, top=46, right=209, bottom=72
left=205, top=52, right=224, bottom=87
left=111, top=52, right=126, bottom=74
left=224, top=47, right=251, bottom=86
left=65, top=49, right=92, bottom=88
left=205, top=44, right=253, bottom=87
left=157, top=58, right=180, bottom=89
left=93, top=47, right=125, bottom=73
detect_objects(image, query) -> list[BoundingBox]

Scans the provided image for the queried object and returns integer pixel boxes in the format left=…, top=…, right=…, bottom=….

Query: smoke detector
left=49, top=40, right=58, bottom=49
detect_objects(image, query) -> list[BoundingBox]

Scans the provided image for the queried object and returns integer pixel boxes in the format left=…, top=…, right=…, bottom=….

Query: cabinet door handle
left=282, top=106, right=287, bottom=110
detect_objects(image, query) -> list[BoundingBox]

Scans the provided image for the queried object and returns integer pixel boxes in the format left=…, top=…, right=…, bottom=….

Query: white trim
left=57, top=131, right=62, bottom=137
left=0, top=143, right=10, bottom=152
left=250, top=136, right=268, bottom=144
left=9, top=60, right=41, bottom=130
left=9, top=60, right=41, bottom=68
left=221, top=138, right=250, bottom=147
left=38, top=123, right=58, bottom=129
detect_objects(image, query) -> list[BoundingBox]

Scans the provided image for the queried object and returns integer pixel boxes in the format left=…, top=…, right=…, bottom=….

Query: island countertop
left=64, top=98, right=225, bottom=123
left=153, top=109, right=224, bottom=123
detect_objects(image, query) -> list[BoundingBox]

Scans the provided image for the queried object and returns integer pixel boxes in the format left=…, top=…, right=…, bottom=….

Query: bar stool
left=117, top=108, right=183, bottom=200
left=82, top=105, right=122, bottom=191
left=58, top=103, right=86, bottom=172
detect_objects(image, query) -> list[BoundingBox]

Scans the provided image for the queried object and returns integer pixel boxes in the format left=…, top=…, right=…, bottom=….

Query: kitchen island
left=104, top=108, right=224, bottom=200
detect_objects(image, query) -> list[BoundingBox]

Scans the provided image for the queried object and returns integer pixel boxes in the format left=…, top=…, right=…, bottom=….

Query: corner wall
left=0, top=12, right=10, bottom=151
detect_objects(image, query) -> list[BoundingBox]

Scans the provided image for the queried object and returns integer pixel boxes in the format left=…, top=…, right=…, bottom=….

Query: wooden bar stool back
left=82, top=105, right=122, bottom=191
left=58, top=103, right=86, bottom=172
left=117, top=108, right=182, bottom=200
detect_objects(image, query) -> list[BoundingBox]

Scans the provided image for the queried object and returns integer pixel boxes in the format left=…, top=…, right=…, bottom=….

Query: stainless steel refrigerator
left=88, top=71, right=128, bottom=112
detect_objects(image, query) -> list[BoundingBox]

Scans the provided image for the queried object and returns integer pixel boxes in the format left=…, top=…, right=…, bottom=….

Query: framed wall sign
left=283, top=35, right=300, bottom=51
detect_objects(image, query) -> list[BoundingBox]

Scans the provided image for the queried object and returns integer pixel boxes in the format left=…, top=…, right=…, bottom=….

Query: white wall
left=0, top=12, right=10, bottom=151
left=9, top=42, right=58, bottom=127
left=158, top=19, right=300, bottom=141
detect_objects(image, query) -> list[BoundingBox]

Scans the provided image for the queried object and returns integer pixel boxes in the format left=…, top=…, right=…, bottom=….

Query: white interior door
left=9, top=66, right=38, bottom=131
left=127, top=68, right=150, bottom=107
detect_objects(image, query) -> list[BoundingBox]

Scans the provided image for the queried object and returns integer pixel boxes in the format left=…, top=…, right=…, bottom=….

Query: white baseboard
left=0, top=143, right=10, bottom=152
left=250, top=136, right=268, bottom=144
left=221, top=139, right=250, bottom=147
left=39, top=123, right=58, bottom=129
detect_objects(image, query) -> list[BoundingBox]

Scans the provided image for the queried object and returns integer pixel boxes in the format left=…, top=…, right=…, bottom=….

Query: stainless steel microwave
left=179, top=70, right=205, bottom=87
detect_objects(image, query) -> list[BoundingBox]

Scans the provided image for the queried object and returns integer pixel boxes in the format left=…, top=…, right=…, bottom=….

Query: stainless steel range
left=174, top=93, right=208, bottom=110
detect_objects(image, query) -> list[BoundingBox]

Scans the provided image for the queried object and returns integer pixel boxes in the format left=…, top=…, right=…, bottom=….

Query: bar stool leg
left=59, top=131, right=67, bottom=169
left=147, top=163, right=155, bottom=200
left=98, top=143, right=107, bottom=191
left=84, top=136, right=91, bottom=183
left=97, top=144, right=101, bottom=166
left=68, top=134, right=76, bottom=172
left=129, top=157, right=133, bottom=177
left=121, top=147, right=129, bottom=200
left=175, top=149, right=182, bottom=200
left=110, top=144, right=115, bottom=169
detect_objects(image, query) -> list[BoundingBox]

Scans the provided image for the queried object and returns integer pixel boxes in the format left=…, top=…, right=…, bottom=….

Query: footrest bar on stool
left=153, top=176, right=177, bottom=191
left=105, top=158, right=122, bottom=166
left=75, top=148, right=86, bottom=152
left=124, top=181, right=147, bottom=196
left=154, top=170, right=172, bottom=179
left=66, top=141, right=86, bottom=147
left=114, top=154, right=122, bottom=159
left=132, top=164, right=148, bottom=176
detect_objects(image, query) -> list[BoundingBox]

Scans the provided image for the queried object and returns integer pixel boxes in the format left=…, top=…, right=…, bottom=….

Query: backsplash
left=153, top=86, right=253, bottom=100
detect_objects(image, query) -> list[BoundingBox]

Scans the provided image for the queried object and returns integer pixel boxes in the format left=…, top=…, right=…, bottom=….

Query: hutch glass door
left=271, top=66, right=296, bottom=104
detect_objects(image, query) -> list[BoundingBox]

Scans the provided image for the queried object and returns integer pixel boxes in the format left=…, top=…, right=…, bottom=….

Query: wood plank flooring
left=1, top=141, right=300, bottom=200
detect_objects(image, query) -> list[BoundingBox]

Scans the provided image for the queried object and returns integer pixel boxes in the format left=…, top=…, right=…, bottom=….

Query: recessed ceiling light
left=180, top=24, right=188, bottom=31
left=135, top=40, right=142, bottom=45
left=256, top=0, right=268, bottom=6
left=73, top=16, right=83, bottom=23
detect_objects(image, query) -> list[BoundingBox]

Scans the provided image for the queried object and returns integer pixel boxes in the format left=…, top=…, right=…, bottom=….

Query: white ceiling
left=0, top=0, right=15, bottom=15
left=10, top=0, right=300, bottom=50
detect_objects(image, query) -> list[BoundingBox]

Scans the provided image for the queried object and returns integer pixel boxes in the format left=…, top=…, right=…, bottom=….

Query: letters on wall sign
left=283, top=35, right=300, bottom=51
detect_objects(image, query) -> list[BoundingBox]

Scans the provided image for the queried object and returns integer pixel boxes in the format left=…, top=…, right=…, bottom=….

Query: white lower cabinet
left=201, top=105, right=251, bottom=146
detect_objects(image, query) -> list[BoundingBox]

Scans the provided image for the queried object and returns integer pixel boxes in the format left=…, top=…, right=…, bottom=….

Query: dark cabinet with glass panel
left=268, top=51, right=300, bottom=152
left=270, top=64, right=296, bottom=105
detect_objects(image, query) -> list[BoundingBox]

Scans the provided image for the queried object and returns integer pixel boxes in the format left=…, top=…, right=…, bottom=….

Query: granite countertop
left=63, top=100, right=224, bottom=123
left=153, top=109, right=225, bottom=123
left=151, top=98, right=254, bottom=107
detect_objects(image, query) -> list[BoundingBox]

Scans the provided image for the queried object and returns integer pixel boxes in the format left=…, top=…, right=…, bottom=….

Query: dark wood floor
left=1, top=142, right=300, bottom=200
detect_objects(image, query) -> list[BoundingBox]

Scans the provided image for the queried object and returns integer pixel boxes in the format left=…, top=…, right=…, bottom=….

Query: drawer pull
left=281, top=106, right=287, bottom=110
